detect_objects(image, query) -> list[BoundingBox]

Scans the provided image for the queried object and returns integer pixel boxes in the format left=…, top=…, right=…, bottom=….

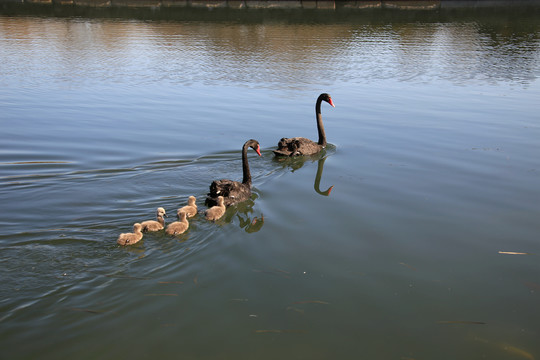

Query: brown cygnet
left=205, top=196, right=226, bottom=221
left=165, top=211, right=189, bottom=236
left=117, top=223, right=143, bottom=246
left=178, top=196, right=197, bottom=218
left=140, top=207, right=167, bottom=232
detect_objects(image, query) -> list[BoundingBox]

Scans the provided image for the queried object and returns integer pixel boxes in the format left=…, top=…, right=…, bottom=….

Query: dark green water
left=1, top=5, right=540, bottom=359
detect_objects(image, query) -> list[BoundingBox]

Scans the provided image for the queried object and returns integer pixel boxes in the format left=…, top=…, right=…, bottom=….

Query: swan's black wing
left=206, top=179, right=250, bottom=206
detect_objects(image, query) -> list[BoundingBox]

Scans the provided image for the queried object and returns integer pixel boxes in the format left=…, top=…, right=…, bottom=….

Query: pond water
left=1, top=5, right=540, bottom=359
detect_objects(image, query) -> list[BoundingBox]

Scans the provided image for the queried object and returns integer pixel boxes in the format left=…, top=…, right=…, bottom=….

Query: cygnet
left=140, top=207, right=167, bottom=232
left=205, top=196, right=226, bottom=221
left=117, top=223, right=143, bottom=246
left=165, top=211, right=189, bottom=236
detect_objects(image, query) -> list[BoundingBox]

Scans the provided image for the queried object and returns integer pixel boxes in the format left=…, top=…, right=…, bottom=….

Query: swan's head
left=320, top=93, right=335, bottom=108
left=156, top=207, right=167, bottom=218
left=188, top=196, right=196, bottom=205
left=217, top=196, right=225, bottom=206
left=247, top=139, right=262, bottom=156
left=133, top=223, right=142, bottom=231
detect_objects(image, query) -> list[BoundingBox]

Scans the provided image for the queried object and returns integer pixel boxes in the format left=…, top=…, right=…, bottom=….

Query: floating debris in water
left=498, top=251, right=532, bottom=255
left=474, top=337, right=535, bottom=360
left=437, top=320, right=486, bottom=325
left=286, top=306, right=305, bottom=315
left=293, top=300, right=330, bottom=305
left=500, top=343, right=535, bottom=360
left=254, top=329, right=307, bottom=334
left=273, top=268, right=291, bottom=275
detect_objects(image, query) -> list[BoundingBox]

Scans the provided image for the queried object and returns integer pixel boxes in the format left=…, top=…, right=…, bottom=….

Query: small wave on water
left=0, top=142, right=309, bottom=251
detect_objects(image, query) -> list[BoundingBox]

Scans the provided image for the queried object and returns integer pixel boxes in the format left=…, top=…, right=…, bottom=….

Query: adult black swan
left=273, top=93, right=335, bottom=157
left=206, top=139, right=262, bottom=207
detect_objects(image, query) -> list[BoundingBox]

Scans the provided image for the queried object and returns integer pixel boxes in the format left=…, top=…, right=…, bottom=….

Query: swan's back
left=273, top=137, right=321, bottom=156
left=273, top=93, right=334, bottom=157
left=207, top=179, right=251, bottom=207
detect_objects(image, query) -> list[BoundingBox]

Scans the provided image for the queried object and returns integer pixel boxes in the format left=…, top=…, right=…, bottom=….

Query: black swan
left=140, top=207, right=167, bottom=232
left=178, top=196, right=197, bottom=218
left=117, top=223, right=143, bottom=246
left=205, top=196, right=226, bottom=221
left=166, top=211, right=189, bottom=236
left=273, top=93, right=335, bottom=157
left=206, top=139, right=262, bottom=207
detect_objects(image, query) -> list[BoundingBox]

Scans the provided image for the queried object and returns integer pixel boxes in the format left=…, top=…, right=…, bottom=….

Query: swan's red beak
left=328, top=98, right=335, bottom=108
left=255, top=145, right=262, bottom=156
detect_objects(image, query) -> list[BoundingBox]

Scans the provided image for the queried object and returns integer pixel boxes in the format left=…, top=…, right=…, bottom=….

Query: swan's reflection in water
left=272, top=150, right=334, bottom=197
left=313, top=155, right=333, bottom=196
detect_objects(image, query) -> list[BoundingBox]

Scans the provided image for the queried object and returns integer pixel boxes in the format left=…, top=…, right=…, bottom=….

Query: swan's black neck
left=316, top=95, right=327, bottom=146
left=242, top=142, right=252, bottom=185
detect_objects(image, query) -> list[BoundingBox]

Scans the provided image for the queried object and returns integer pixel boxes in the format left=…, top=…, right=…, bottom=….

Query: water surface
left=1, top=6, right=540, bottom=360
